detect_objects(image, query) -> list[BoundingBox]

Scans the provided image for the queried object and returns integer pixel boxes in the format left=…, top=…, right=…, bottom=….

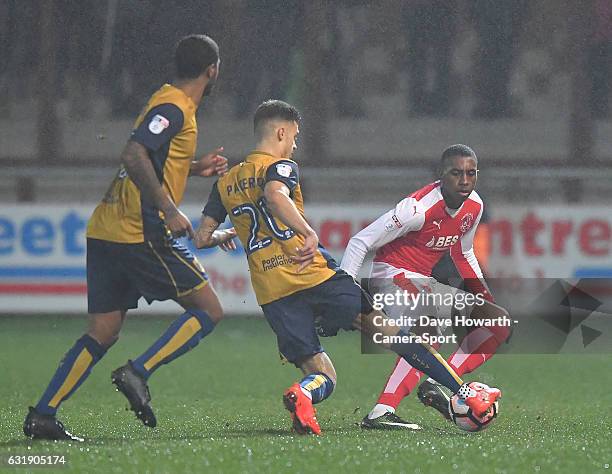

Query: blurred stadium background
left=0, top=0, right=610, bottom=314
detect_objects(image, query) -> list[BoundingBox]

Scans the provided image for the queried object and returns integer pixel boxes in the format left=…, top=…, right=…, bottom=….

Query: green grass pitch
left=1, top=315, right=611, bottom=473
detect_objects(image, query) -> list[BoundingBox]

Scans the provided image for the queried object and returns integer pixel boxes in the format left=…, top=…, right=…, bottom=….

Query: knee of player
left=194, top=298, right=225, bottom=324
left=104, top=335, right=120, bottom=350
left=489, top=323, right=511, bottom=344
left=186, top=308, right=219, bottom=336
left=495, top=305, right=510, bottom=320
left=324, top=370, right=337, bottom=388
left=205, top=307, right=224, bottom=325
left=318, top=364, right=337, bottom=388
left=88, top=331, right=119, bottom=350
left=87, top=312, right=124, bottom=347
left=187, top=303, right=224, bottom=325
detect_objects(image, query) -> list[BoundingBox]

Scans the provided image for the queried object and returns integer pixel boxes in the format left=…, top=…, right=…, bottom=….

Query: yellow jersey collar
left=163, top=83, right=197, bottom=113
left=245, top=150, right=279, bottom=162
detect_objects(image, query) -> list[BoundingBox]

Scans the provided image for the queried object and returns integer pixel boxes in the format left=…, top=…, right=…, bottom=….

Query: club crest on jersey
left=275, top=163, right=292, bottom=178
left=148, top=114, right=170, bottom=134
left=460, top=213, right=474, bottom=233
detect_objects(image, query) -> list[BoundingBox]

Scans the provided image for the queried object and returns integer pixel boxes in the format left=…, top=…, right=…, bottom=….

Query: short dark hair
left=175, top=34, right=219, bottom=79
left=253, top=100, right=301, bottom=135
left=440, top=144, right=478, bottom=169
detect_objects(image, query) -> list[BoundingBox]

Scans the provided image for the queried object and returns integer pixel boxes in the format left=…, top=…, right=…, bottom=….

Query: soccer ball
left=449, top=382, right=499, bottom=432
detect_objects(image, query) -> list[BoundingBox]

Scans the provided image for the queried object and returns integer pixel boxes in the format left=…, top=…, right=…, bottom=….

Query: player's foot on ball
left=459, top=382, right=502, bottom=417
left=111, top=361, right=157, bottom=428
left=23, top=407, right=84, bottom=442
left=360, top=412, right=421, bottom=430
left=283, top=383, right=321, bottom=435
left=417, top=379, right=452, bottom=420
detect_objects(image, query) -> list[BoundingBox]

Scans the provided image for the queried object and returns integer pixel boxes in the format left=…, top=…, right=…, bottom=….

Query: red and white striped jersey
left=340, top=181, right=492, bottom=301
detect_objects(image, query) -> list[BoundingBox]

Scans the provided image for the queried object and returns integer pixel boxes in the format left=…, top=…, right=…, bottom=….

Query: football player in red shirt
left=341, top=144, right=511, bottom=429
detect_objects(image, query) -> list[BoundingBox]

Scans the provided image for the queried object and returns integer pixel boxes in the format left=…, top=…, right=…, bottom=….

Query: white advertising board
left=0, top=204, right=609, bottom=314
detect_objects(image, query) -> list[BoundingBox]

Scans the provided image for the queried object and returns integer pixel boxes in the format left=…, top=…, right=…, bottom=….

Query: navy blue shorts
left=261, top=271, right=373, bottom=365
left=86, top=238, right=208, bottom=314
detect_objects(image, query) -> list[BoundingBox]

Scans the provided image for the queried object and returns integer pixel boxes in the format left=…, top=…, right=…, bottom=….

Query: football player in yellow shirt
left=24, top=35, right=230, bottom=441
left=195, top=100, right=501, bottom=435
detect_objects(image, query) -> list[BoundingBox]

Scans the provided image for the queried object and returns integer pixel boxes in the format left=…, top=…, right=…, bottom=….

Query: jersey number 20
left=231, top=198, right=294, bottom=254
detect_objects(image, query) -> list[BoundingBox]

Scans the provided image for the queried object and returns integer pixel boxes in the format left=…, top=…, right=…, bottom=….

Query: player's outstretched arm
left=189, top=146, right=229, bottom=177
left=121, top=140, right=193, bottom=238
left=341, top=197, right=424, bottom=278
left=264, top=181, right=318, bottom=272
left=194, top=215, right=236, bottom=250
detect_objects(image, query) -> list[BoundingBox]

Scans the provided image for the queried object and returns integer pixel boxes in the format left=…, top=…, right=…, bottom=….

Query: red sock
left=376, top=340, right=442, bottom=409
left=376, top=356, right=424, bottom=409
left=448, top=326, right=510, bottom=377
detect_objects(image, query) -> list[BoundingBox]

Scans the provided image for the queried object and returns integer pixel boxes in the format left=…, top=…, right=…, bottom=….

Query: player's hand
left=190, top=146, right=228, bottom=177
left=218, top=228, right=237, bottom=252
left=291, top=231, right=319, bottom=272
left=164, top=208, right=194, bottom=239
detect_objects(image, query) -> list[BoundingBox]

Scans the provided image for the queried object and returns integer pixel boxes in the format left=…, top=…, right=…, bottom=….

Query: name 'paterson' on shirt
left=225, top=177, right=266, bottom=195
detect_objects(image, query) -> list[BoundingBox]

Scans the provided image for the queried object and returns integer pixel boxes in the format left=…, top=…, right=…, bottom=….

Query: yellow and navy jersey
left=203, top=151, right=337, bottom=305
left=87, top=84, right=197, bottom=243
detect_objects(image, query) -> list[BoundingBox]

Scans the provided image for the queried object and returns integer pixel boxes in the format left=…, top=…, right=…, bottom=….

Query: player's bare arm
left=121, top=139, right=193, bottom=238
left=264, top=180, right=318, bottom=271
left=190, top=146, right=229, bottom=177
left=194, top=215, right=237, bottom=251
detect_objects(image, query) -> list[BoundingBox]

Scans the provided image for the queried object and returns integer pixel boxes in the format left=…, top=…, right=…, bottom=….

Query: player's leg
left=110, top=240, right=221, bottom=427
left=365, top=343, right=445, bottom=427
left=364, top=276, right=506, bottom=420
left=24, top=239, right=133, bottom=440
left=24, top=311, right=124, bottom=441
left=361, top=276, right=427, bottom=428
left=128, top=283, right=221, bottom=381
left=33, top=311, right=125, bottom=415
left=367, top=298, right=511, bottom=421
left=361, top=275, right=430, bottom=429
left=415, top=298, right=511, bottom=419
left=261, top=291, right=329, bottom=435
left=282, top=352, right=337, bottom=436
left=374, top=357, right=422, bottom=413
left=302, top=273, right=422, bottom=430
left=296, top=351, right=337, bottom=405
left=446, top=300, right=511, bottom=376
left=357, top=309, right=501, bottom=417
left=361, top=355, right=425, bottom=430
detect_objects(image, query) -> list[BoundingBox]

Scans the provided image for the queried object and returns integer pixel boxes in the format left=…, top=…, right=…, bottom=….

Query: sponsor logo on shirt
left=426, top=235, right=459, bottom=250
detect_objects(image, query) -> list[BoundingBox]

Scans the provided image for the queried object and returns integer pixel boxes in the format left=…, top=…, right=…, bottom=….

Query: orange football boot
left=461, top=382, right=502, bottom=417
left=283, top=383, right=321, bottom=435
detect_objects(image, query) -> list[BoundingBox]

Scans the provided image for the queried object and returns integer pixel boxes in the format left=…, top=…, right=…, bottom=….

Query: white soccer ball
left=449, top=383, right=499, bottom=432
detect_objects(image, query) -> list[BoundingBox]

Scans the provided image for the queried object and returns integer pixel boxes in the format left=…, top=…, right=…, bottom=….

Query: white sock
left=368, top=403, right=395, bottom=419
